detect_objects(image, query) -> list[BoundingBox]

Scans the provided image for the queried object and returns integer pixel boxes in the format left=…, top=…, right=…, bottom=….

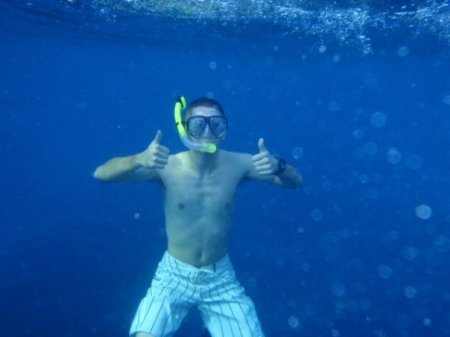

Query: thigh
left=130, top=269, right=194, bottom=337
left=198, top=274, right=265, bottom=337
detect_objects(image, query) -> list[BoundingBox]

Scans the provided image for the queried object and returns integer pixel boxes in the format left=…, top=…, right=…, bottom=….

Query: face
left=185, top=106, right=228, bottom=143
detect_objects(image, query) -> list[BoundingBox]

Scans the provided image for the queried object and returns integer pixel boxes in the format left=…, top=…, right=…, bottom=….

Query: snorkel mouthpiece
left=174, top=96, right=217, bottom=153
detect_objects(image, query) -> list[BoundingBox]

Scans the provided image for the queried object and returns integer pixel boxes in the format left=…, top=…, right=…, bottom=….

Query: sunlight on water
left=86, top=0, right=450, bottom=52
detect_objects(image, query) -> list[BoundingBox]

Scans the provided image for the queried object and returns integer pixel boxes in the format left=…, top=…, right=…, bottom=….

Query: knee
left=133, top=332, right=157, bottom=337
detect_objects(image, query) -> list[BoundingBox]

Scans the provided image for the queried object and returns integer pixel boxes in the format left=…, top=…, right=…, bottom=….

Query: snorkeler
left=93, top=96, right=302, bottom=337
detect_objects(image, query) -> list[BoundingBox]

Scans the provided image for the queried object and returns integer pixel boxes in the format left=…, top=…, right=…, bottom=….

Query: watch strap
left=273, top=157, right=286, bottom=175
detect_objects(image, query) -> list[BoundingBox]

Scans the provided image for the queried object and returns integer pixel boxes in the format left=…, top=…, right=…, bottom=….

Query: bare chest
left=166, top=171, right=238, bottom=211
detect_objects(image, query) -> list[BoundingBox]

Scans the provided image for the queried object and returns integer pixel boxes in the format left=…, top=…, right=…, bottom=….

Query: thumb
left=258, top=138, right=267, bottom=153
left=152, top=130, right=163, bottom=145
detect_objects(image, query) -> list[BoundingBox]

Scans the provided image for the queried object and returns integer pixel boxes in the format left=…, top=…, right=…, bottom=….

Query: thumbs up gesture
left=136, top=130, right=170, bottom=169
left=251, top=138, right=278, bottom=175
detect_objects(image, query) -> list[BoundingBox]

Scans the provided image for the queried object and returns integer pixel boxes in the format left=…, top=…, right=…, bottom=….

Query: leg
left=134, top=333, right=156, bottom=337
left=201, top=328, right=212, bottom=337
left=198, top=272, right=265, bottom=337
left=129, top=280, right=192, bottom=337
left=129, top=254, right=196, bottom=337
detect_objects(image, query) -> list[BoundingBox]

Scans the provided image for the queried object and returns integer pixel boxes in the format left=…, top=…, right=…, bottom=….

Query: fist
left=137, top=130, right=170, bottom=169
left=251, top=138, right=278, bottom=175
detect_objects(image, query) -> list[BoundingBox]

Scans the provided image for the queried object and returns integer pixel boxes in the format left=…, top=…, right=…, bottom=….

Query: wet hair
left=185, top=97, right=225, bottom=120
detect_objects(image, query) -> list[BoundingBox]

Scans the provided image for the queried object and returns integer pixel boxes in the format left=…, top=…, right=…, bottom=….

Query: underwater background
left=1, top=1, right=450, bottom=336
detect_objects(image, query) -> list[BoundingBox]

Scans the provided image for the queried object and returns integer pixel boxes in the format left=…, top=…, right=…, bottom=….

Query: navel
left=178, top=202, right=185, bottom=210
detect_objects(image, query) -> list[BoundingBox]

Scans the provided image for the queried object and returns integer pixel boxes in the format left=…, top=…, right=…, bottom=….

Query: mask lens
left=186, top=116, right=207, bottom=138
left=209, top=116, right=228, bottom=137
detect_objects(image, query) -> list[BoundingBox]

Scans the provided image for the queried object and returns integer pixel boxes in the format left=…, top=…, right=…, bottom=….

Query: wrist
left=133, top=152, right=145, bottom=168
left=273, top=156, right=286, bottom=175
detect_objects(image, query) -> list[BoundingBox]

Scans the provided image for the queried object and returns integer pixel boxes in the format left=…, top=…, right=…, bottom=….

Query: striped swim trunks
left=129, top=251, right=265, bottom=337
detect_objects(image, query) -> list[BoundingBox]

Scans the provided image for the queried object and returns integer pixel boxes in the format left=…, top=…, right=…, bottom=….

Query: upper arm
left=93, top=154, right=163, bottom=183
left=123, top=167, right=161, bottom=182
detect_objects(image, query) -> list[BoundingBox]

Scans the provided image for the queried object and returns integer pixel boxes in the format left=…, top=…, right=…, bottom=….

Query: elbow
left=93, top=167, right=108, bottom=182
left=295, top=175, right=303, bottom=189
left=288, top=175, right=303, bottom=189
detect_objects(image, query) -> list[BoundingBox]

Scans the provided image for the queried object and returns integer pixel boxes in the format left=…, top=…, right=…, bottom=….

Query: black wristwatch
left=273, top=157, right=287, bottom=175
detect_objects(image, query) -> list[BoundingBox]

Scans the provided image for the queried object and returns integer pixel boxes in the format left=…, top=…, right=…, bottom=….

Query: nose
left=201, top=123, right=213, bottom=137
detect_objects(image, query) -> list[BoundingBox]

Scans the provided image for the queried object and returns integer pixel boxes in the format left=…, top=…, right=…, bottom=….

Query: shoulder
left=158, top=151, right=187, bottom=178
left=219, top=150, right=252, bottom=164
left=218, top=150, right=254, bottom=176
left=168, top=151, right=187, bottom=164
left=167, top=151, right=192, bottom=170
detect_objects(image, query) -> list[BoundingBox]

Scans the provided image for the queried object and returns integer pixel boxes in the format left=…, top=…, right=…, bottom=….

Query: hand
left=136, top=130, right=170, bottom=169
left=251, top=138, right=278, bottom=175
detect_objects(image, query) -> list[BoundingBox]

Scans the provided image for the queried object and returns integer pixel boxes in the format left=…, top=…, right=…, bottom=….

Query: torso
left=158, top=150, right=250, bottom=266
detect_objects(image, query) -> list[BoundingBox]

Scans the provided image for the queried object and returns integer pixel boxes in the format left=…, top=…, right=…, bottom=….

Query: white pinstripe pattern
left=129, top=252, right=265, bottom=337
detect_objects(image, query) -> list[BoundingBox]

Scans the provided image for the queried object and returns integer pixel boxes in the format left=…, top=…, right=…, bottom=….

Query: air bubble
left=359, top=174, right=368, bottom=184
left=292, top=147, right=304, bottom=160
left=301, top=262, right=310, bottom=271
left=406, top=155, right=422, bottom=170
left=352, top=129, right=364, bottom=140
left=433, top=236, right=450, bottom=252
left=321, top=179, right=332, bottom=191
left=401, top=247, right=418, bottom=261
left=397, top=46, right=410, bottom=57
left=328, top=101, right=340, bottom=111
left=443, top=95, right=450, bottom=105
left=288, top=315, right=300, bottom=329
left=415, top=204, right=432, bottom=220
left=330, top=281, right=346, bottom=297
left=362, top=142, right=378, bottom=155
left=386, top=147, right=402, bottom=165
left=370, top=111, right=387, bottom=128
left=377, top=265, right=392, bottom=279
left=387, top=230, right=399, bottom=241
left=310, top=208, right=323, bottom=222
left=331, top=329, right=340, bottom=337
left=208, top=61, right=217, bottom=70
left=404, top=286, right=417, bottom=298
left=223, top=80, right=232, bottom=90
left=423, top=318, right=432, bottom=326
left=319, top=45, right=327, bottom=53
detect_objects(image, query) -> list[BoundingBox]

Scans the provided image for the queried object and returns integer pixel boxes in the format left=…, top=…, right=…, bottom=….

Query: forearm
left=93, top=153, right=144, bottom=182
left=274, top=164, right=303, bottom=189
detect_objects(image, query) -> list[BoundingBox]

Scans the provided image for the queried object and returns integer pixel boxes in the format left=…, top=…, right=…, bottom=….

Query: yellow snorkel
left=174, top=96, right=217, bottom=153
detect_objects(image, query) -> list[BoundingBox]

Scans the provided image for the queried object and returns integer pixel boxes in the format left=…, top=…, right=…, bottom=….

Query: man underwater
left=94, top=96, right=302, bottom=337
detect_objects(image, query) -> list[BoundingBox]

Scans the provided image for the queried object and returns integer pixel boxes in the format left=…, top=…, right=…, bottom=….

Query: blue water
left=1, top=1, right=450, bottom=336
